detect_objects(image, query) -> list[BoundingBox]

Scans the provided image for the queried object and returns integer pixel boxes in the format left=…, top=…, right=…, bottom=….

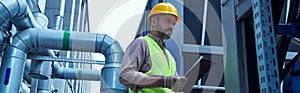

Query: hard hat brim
left=147, top=12, right=181, bottom=22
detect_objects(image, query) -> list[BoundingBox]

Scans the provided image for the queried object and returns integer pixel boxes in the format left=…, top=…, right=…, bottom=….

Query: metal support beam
left=221, top=0, right=245, bottom=93
left=27, top=55, right=105, bottom=64
left=251, top=0, right=280, bottom=92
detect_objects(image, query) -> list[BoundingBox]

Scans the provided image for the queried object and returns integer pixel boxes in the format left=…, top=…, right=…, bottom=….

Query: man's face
left=153, top=14, right=177, bottom=39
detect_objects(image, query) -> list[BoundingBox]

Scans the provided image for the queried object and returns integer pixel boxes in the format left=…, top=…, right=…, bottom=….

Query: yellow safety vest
left=129, top=35, right=176, bottom=93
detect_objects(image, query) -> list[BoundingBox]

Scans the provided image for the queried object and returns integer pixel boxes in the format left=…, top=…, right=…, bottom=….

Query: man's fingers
left=171, top=77, right=189, bottom=91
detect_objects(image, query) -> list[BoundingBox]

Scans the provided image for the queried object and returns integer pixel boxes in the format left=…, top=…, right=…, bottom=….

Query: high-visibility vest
left=129, top=35, right=176, bottom=93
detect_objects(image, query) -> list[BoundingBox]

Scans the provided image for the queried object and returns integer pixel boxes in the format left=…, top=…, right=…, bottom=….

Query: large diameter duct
left=12, top=7, right=42, bottom=30
left=0, top=46, right=26, bottom=92
left=0, top=0, right=27, bottom=25
left=30, top=60, right=53, bottom=93
left=29, top=60, right=52, bottom=90
left=36, top=79, right=51, bottom=93
left=0, top=28, right=127, bottom=93
left=28, top=13, right=50, bottom=80
left=29, top=12, right=53, bottom=93
left=0, top=0, right=42, bottom=30
left=0, top=11, right=48, bottom=92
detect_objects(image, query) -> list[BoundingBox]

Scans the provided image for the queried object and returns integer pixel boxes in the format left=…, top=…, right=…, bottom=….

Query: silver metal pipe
left=0, top=3, right=49, bottom=91
left=28, top=12, right=50, bottom=80
left=53, top=15, right=63, bottom=30
left=11, top=6, right=42, bottom=30
left=31, top=79, right=56, bottom=93
left=25, top=0, right=40, bottom=13
left=0, top=46, right=27, bottom=93
left=46, top=0, right=64, bottom=30
left=36, top=79, right=51, bottom=93
left=96, top=33, right=126, bottom=93
left=30, top=59, right=52, bottom=93
left=0, top=0, right=43, bottom=30
left=31, top=12, right=52, bottom=93
left=192, top=85, right=225, bottom=91
left=29, top=60, right=52, bottom=79
left=32, top=13, right=48, bottom=28
left=0, top=28, right=127, bottom=93
left=23, top=60, right=32, bottom=84
left=52, top=66, right=101, bottom=81
left=30, top=79, right=38, bottom=93
left=0, top=0, right=27, bottom=25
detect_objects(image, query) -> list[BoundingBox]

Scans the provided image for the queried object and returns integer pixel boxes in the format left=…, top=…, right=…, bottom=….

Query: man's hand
left=162, top=76, right=188, bottom=91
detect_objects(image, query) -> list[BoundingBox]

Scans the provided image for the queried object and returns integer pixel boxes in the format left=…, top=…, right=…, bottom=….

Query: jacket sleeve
left=119, top=38, right=150, bottom=91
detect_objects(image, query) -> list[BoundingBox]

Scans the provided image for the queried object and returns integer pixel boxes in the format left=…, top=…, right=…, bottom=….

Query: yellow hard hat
left=147, top=2, right=181, bottom=22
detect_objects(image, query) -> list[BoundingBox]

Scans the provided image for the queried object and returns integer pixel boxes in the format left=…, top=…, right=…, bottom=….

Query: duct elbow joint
left=10, top=28, right=38, bottom=51
left=0, top=0, right=27, bottom=26
left=15, top=0, right=28, bottom=17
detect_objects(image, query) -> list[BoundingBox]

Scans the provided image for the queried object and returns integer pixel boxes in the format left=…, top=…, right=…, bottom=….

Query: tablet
left=183, top=56, right=215, bottom=93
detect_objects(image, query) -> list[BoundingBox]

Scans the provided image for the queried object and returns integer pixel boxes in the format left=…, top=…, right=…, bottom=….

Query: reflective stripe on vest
left=129, top=36, right=176, bottom=93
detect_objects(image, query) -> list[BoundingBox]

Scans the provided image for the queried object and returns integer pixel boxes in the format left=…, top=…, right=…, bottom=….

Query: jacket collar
left=147, top=34, right=165, bottom=47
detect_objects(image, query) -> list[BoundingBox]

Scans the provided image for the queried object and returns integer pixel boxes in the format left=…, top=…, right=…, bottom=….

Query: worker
left=119, top=2, right=188, bottom=93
